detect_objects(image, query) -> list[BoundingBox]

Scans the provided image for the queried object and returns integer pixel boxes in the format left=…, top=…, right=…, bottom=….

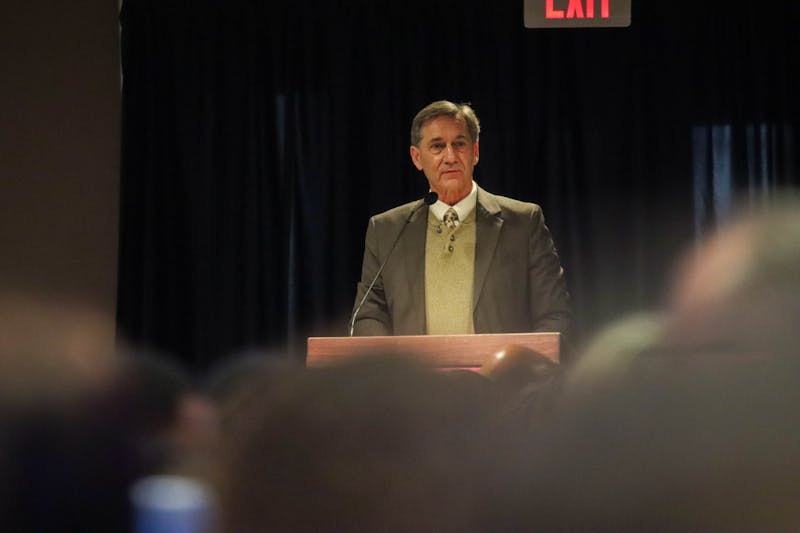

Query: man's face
left=410, top=116, right=479, bottom=205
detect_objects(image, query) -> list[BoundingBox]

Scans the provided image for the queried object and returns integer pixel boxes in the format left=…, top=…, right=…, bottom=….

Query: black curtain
left=118, top=0, right=799, bottom=372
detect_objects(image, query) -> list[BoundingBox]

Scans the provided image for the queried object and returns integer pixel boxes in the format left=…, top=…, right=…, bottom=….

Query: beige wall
left=0, top=0, right=120, bottom=321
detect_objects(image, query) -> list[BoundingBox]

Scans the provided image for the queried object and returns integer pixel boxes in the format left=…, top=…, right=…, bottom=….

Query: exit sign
left=524, top=0, right=631, bottom=28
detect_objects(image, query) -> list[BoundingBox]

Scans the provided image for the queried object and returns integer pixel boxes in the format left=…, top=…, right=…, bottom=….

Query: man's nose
left=443, top=144, right=457, bottom=162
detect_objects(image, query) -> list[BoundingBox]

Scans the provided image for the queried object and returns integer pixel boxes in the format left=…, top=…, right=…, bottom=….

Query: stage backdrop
left=118, top=0, right=798, bottom=371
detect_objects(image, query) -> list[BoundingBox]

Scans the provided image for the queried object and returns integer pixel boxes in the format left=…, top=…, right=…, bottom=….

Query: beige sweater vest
left=424, top=209, right=476, bottom=334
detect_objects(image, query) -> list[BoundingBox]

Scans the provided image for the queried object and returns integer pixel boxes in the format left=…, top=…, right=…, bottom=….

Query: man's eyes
left=429, top=142, right=468, bottom=152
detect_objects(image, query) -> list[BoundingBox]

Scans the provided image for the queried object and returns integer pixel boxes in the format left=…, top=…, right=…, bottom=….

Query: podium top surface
left=306, top=332, right=559, bottom=369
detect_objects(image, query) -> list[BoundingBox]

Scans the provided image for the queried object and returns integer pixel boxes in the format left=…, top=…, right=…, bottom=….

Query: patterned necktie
left=443, top=208, right=459, bottom=230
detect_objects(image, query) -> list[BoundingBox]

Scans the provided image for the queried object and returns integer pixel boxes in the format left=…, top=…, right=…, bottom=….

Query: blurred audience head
left=481, top=344, right=558, bottom=390
left=214, top=354, right=493, bottom=533
left=0, top=291, right=132, bottom=532
left=113, top=348, right=220, bottom=478
left=513, top=190, right=800, bottom=531
left=665, top=191, right=800, bottom=359
left=201, top=346, right=300, bottom=432
left=0, top=291, right=222, bottom=532
left=480, top=344, right=562, bottom=434
left=561, top=311, right=666, bottom=402
left=504, top=352, right=800, bottom=532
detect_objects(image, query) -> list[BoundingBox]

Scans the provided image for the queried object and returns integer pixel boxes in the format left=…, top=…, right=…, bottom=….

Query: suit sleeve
left=528, top=206, right=572, bottom=336
left=351, top=217, right=393, bottom=336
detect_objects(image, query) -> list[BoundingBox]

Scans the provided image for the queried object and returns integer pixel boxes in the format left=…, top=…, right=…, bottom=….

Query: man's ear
left=473, top=140, right=480, bottom=165
left=410, top=145, right=423, bottom=170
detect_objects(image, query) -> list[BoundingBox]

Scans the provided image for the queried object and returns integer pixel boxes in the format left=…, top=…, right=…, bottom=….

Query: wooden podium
left=306, top=332, right=560, bottom=370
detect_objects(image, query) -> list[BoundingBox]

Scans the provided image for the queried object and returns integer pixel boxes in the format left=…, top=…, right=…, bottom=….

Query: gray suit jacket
left=352, top=186, right=571, bottom=337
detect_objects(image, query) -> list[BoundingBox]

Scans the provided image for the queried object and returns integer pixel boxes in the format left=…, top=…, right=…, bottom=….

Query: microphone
left=349, top=191, right=438, bottom=336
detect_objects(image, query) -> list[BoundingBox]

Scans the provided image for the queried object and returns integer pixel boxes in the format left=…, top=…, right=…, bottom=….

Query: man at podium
left=351, top=100, right=570, bottom=340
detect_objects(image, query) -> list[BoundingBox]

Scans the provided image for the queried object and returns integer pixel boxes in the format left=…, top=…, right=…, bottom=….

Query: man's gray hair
left=410, top=100, right=481, bottom=147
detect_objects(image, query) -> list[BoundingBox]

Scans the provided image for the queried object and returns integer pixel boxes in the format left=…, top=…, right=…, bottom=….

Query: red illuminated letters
left=566, top=0, right=584, bottom=18
left=545, top=0, right=564, bottom=18
left=545, top=0, right=610, bottom=19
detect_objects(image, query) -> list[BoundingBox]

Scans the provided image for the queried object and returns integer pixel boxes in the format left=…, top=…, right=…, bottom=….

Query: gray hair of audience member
left=214, top=355, right=494, bottom=533
left=560, top=311, right=666, bottom=402
left=665, top=191, right=800, bottom=358
left=410, top=100, right=481, bottom=147
left=484, top=351, right=800, bottom=532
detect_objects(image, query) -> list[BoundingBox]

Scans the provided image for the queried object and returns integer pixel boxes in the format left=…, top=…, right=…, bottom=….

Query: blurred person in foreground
left=115, top=349, right=220, bottom=479
left=662, top=191, right=800, bottom=360
left=481, top=192, right=800, bottom=532
left=351, top=100, right=570, bottom=347
left=200, top=346, right=301, bottom=433
left=0, top=292, right=134, bottom=532
left=563, top=190, right=800, bottom=400
left=486, top=349, right=800, bottom=532
left=0, top=292, right=219, bottom=532
left=214, top=355, right=499, bottom=533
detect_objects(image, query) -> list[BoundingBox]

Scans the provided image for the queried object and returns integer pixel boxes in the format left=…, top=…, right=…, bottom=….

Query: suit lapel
left=402, top=201, right=429, bottom=333
left=473, top=187, right=503, bottom=311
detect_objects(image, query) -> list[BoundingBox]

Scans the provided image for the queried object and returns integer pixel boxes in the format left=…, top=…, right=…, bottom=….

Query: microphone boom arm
left=349, top=192, right=437, bottom=336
